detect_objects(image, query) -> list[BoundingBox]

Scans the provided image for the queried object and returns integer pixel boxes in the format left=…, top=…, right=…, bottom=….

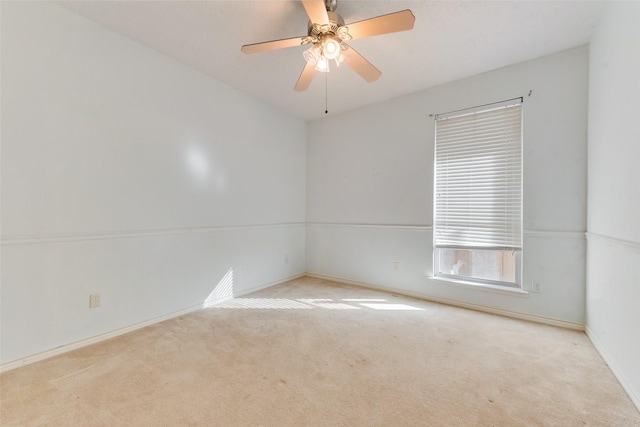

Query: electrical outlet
left=284, top=254, right=289, bottom=264
left=393, top=262, right=400, bottom=272
left=89, top=293, right=101, bottom=308
left=531, top=282, right=543, bottom=293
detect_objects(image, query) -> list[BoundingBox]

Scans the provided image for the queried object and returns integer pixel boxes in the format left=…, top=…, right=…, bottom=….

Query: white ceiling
left=57, top=0, right=606, bottom=121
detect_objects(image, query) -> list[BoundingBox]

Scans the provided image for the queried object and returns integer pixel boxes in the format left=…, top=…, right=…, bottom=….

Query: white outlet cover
left=89, top=293, right=101, bottom=308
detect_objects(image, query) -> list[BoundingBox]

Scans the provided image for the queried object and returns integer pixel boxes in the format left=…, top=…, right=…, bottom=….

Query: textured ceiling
left=57, top=1, right=605, bottom=120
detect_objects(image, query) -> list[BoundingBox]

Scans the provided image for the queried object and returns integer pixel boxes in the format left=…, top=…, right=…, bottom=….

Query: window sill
left=427, top=276, right=529, bottom=296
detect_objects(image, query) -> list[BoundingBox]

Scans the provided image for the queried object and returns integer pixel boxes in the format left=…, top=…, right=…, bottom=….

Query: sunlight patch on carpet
left=210, top=295, right=425, bottom=311
left=359, top=303, right=424, bottom=311
left=213, top=298, right=313, bottom=309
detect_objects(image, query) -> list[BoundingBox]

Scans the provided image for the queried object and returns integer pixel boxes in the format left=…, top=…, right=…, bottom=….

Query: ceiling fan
left=241, top=0, right=415, bottom=92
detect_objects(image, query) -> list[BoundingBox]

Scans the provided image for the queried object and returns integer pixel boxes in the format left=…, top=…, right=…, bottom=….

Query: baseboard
left=585, top=326, right=640, bottom=412
left=0, top=273, right=305, bottom=374
left=305, top=273, right=585, bottom=331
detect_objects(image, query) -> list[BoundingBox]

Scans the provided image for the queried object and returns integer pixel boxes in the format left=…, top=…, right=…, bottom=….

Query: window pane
left=437, top=248, right=517, bottom=284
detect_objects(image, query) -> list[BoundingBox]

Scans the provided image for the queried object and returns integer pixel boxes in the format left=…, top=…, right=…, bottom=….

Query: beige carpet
left=1, top=276, right=639, bottom=426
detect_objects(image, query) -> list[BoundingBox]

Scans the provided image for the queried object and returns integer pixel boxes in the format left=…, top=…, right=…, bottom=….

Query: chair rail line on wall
left=1, top=222, right=306, bottom=246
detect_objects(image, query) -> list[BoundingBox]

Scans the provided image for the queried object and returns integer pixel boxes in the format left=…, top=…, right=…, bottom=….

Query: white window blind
left=434, top=99, right=522, bottom=250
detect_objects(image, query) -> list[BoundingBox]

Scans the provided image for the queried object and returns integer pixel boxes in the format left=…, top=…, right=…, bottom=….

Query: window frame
left=432, top=98, right=523, bottom=290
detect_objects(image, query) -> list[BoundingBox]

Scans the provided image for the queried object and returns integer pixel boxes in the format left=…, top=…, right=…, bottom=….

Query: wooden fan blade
left=294, top=61, right=316, bottom=92
left=241, top=36, right=306, bottom=54
left=346, top=10, right=415, bottom=40
left=342, top=45, right=381, bottom=83
left=302, top=0, right=329, bottom=25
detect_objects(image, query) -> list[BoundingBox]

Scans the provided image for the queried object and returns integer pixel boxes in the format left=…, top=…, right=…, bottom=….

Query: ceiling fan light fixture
left=305, top=39, right=343, bottom=71
left=315, top=55, right=330, bottom=72
left=322, top=37, right=341, bottom=60
left=303, top=45, right=321, bottom=65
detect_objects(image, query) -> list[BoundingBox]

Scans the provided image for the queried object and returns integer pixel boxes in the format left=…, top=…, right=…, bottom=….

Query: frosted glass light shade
left=322, top=38, right=341, bottom=60
left=315, top=56, right=330, bottom=72
left=303, top=46, right=321, bottom=65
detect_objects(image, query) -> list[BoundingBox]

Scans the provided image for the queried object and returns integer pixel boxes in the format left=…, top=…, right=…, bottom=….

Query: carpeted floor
left=1, top=276, right=639, bottom=426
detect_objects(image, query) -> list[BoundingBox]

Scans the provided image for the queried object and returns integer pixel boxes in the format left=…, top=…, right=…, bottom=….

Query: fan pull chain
left=325, top=71, right=328, bottom=114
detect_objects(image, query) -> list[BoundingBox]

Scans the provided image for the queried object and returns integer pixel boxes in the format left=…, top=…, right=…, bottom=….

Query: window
left=433, top=99, right=522, bottom=288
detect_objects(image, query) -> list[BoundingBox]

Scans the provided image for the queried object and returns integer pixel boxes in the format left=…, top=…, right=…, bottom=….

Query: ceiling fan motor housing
left=325, top=0, right=337, bottom=12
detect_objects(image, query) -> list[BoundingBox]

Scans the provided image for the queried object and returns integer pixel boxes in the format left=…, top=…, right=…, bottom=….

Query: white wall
left=0, top=2, right=306, bottom=366
left=307, top=47, right=588, bottom=325
left=586, top=2, right=640, bottom=409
